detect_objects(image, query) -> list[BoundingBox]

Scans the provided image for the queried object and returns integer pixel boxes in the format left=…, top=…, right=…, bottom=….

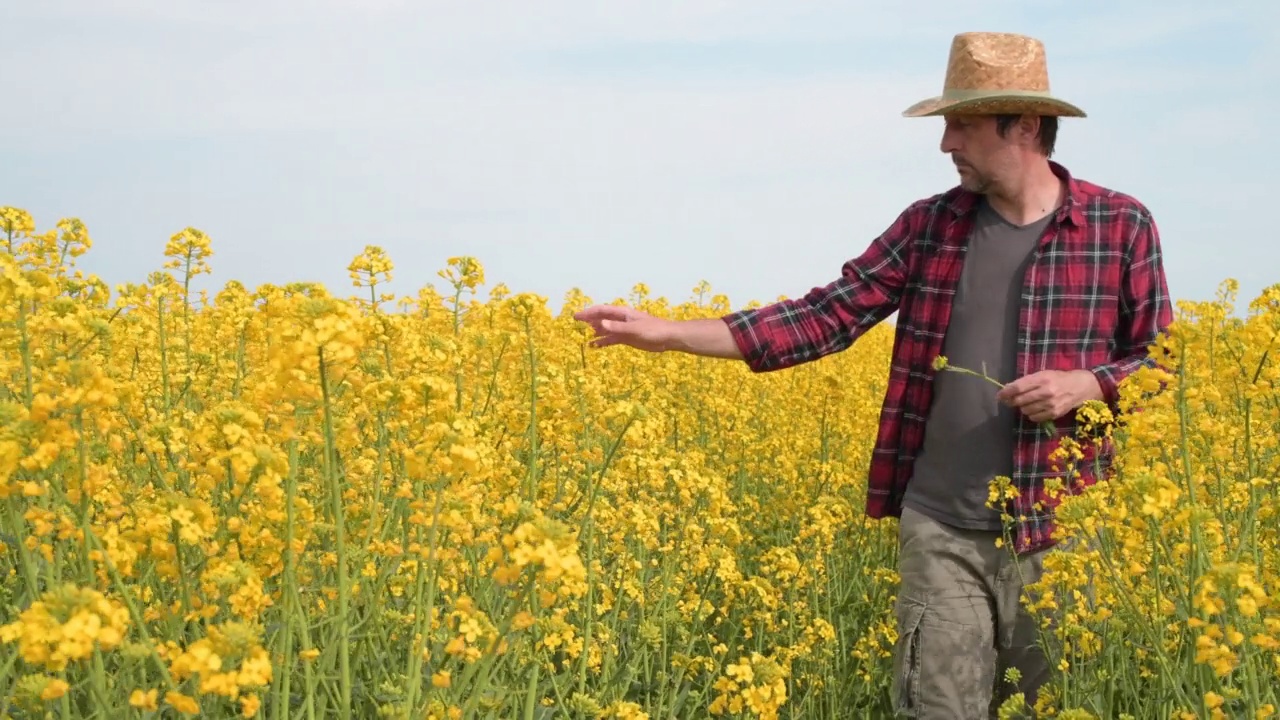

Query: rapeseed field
left=0, top=207, right=1276, bottom=719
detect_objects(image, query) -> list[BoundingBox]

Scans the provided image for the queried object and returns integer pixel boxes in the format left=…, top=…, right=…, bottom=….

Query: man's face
left=939, top=114, right=1019, bottom=194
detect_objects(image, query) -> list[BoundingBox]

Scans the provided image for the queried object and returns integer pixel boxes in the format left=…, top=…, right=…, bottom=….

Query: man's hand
left=995, top=369, right=1103, bottom=423
left=573, top=305, right=675, bottom=352
left=572, top=305, right=745, bottom=360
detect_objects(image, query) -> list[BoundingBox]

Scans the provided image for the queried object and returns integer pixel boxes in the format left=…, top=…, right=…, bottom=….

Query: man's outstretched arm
left=574, top=206, right=919, bottom=371
left=715, top=208, right=917, bottom=373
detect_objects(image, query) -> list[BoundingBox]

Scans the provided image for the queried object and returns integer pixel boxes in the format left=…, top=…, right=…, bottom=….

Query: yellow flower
left=40, top=678, right=69, bottom=701
left=130, top=688, right=159, bottom=710
left=165, top=690, right=200, bottom=715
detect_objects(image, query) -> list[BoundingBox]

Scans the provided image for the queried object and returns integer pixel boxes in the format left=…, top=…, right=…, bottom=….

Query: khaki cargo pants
left=890, top=505, right=1060, bottom=718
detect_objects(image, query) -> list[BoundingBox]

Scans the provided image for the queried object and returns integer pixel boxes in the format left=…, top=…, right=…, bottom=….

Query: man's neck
left=985, top=160, right=1063, bottom=226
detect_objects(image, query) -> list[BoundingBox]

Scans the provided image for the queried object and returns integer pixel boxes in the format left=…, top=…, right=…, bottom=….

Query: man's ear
left=1016, top=114, right=1041, bottom=146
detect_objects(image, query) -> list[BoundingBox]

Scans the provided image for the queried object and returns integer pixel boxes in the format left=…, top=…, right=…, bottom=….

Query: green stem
left=574, top=414, right=635, bottom=695
left=525, top=315, right=539, bottom=502
left=16, top=301, right=34, bottom=408
left=157, top=298, right=171, bottom=418
left=403, top=486, right=445, bottom=717
left=183, top=253, right=192, bottom=391
left=319, top=348, right=352, bottom=720
left=522, top=660, right=539, bottom=720
left=274, top=437, right=300, bottom=720
left=451, top=284, right=464, bottom=412
left=1173, top=337, right=1206, bottom=587
left=90, top=649, right=112, bottom=715
left=5, top=499, right=41, bottom=603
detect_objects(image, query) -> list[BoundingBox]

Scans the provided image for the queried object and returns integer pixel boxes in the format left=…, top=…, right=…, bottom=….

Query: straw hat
left=902, top=32, right=1086, bottom=118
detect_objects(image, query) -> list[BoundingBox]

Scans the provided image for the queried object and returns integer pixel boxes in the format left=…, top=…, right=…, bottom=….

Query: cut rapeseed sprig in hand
left=931, top=355, right=1058, bottom=438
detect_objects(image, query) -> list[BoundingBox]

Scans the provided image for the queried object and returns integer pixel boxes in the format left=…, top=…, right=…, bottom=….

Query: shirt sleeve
left=720, top=207, right=917, bottom=373
left=1090, top=207, right=1174, bottom=406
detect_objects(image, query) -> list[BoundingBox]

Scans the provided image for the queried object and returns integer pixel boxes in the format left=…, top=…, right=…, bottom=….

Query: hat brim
left=902, top=92, right=1086, bottom=118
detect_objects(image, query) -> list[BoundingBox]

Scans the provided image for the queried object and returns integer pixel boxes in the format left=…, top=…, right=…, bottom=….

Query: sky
left=2, top=0, right=1276, bottom=316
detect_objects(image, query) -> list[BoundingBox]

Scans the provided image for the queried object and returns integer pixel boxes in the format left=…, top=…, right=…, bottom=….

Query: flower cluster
left=0, top=584, right=130, bottom=672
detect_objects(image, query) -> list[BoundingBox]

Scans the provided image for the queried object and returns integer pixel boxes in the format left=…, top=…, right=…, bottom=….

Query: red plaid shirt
left=721, top=162, right=1172, bottom=553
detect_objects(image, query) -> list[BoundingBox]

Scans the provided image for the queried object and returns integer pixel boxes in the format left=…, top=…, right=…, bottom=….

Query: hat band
left=938, top=87, right=1057, bottom=100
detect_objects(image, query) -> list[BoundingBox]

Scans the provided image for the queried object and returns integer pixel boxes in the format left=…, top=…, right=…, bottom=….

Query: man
left=573, top=32, right=1172, bottom=718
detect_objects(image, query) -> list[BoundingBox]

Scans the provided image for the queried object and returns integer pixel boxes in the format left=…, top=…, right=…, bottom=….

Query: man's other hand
left=995, top=369, right=1103, bottom=423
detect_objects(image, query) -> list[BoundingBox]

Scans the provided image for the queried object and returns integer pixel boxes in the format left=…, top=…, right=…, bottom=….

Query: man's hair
left=995, top=114, right=1058, bottom=157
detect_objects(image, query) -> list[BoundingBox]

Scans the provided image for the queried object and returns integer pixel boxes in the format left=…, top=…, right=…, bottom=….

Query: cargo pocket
left=890, top=596, right=926, bottom=717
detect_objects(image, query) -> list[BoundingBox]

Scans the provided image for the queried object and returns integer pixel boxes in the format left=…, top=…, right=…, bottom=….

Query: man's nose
left=940, top=128, right=961, bottom=154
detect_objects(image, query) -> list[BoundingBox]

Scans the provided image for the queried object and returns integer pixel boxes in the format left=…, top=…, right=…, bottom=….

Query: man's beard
left=955, top=161, right=992, bottom=193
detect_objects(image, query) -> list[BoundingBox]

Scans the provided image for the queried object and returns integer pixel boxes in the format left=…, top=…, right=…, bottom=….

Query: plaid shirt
left=722, top=162, right=1172, bottom=554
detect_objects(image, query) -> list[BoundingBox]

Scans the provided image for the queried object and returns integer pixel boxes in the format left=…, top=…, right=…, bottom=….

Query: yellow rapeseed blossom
left=0, top=209, right=1276, bottom=716
left=0, top=584, right=130, bottom=672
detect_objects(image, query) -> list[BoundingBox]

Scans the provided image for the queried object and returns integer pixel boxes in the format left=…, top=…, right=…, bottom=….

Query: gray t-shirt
left=902, top=197, right=1052, bottom=531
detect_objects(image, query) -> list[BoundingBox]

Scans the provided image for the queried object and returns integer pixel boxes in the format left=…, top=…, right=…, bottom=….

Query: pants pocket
left=891, top=595, right=926, bottom=717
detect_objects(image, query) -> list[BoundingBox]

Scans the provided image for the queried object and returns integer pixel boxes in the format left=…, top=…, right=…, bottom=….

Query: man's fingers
left=600, top=318, right=637, bottom=334
left=576, top=305, right=651, bottom=344
left=590, top=335, right=623, bottom=348
left=1028, top=406, right=1059, bottom=422
left=999, top=379, right=1051, bottom=407
left=997, top=384, right=1029, bottom=405
left=574, top=305, right=633, bottom=323
left=584, top=317, right=643, bottom=348
left=1009, top=388, right=1049, bottom=407
left=996, top=378, right=1028, bottom=402
left=1021, top=395, right=1067, bottom=421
